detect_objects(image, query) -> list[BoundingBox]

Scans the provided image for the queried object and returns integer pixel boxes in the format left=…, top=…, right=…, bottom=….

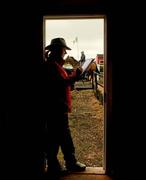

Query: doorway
left=43, top=15, right=107, bottom=174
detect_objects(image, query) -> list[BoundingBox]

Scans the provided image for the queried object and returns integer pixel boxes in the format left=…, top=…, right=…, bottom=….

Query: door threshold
left=71, top=167, right=105, bottom=175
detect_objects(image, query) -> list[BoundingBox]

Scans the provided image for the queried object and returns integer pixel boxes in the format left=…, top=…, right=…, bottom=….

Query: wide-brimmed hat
left=45, top=38, right=71, bottom=50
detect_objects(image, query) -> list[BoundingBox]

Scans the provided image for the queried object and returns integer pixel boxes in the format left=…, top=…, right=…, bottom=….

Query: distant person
left=42, top=37, right=86, bottom=178
left=80, top=51, right=86, bottom=66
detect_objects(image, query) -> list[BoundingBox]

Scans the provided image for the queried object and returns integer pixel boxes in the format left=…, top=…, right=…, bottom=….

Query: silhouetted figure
left=79, top=51, right=86, bottom=66
left=42, top=37, right=86, bottom=178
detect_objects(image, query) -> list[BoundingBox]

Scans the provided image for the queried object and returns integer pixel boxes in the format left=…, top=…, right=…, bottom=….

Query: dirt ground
left=58, top=81, right=104, bottom=167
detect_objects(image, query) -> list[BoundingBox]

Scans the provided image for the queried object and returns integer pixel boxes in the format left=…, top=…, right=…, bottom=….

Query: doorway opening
left=43, top=15, right=107, bottom=174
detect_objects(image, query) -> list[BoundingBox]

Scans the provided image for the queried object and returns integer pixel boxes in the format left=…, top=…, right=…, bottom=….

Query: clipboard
left=81, top=58, right=94, bottom=74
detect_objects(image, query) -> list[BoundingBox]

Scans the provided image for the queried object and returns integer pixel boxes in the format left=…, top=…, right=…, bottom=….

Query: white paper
left=81, top=58, right=94, bottom=74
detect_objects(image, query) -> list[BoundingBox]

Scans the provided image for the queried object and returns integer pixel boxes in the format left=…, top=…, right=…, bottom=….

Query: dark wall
left=1, top=1, right=145, bottom=179
left=1, top=3, right=44, bottom=179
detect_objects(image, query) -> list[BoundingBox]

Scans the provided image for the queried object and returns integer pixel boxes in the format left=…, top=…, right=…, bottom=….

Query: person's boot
left=66, top=161, right=86, bottom=172
left=46, top=160, right=68, bottom=179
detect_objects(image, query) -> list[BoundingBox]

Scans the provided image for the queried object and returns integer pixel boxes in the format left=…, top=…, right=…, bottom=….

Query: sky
left=45, top=19, right=104, bottom=60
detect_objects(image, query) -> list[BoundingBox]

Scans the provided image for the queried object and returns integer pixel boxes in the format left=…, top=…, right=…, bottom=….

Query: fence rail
left=92, top=71, right=104, bottom=104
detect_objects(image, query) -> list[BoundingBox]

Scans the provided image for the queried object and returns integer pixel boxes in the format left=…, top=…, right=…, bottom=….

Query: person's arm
left=68, top=67, right=83, bottom=81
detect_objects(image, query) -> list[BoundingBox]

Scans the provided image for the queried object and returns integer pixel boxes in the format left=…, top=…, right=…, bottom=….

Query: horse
left=64, top=56, right=100, bottom=81
left=64, top=55, right=80, bottom=69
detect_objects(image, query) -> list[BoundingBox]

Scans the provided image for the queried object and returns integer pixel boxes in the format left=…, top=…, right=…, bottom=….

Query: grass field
left=58, top=81, right=104, bottom=167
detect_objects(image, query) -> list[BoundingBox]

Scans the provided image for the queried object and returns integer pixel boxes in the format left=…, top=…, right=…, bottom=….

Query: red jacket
left=43, top=60, right=77, bottom=113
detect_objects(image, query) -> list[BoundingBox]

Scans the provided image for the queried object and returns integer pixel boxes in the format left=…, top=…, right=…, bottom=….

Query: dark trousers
left=44, top=112, right=77, bottom=169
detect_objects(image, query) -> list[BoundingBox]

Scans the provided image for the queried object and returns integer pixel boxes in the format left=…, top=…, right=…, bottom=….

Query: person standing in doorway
left=42, top=37, right=86, bottom=178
